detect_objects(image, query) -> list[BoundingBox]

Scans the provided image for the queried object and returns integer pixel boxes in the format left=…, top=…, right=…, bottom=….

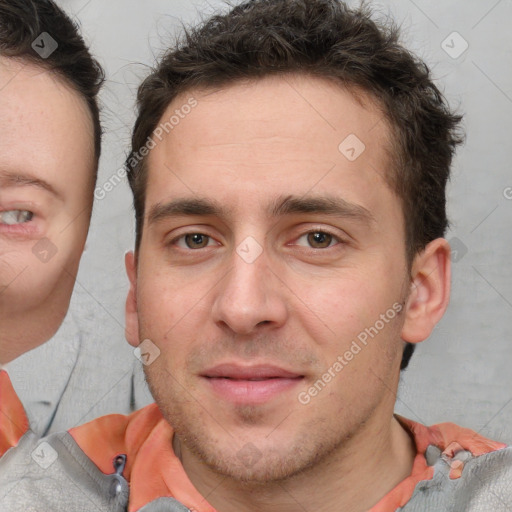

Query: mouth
left=201, top=364, right=304, bottom=404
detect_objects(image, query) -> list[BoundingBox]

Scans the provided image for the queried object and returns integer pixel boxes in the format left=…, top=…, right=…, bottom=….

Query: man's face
left=129, top=75, right=412, bottom=481
left=0, top=58, right=95, bottom=362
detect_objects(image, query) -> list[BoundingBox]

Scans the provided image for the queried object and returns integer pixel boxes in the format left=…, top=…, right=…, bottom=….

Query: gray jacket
left=1, top=427, right=512, bottom=511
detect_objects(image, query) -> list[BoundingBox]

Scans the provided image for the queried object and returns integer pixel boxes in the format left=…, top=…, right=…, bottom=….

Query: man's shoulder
left=2, top=411, right=512, bottom=512
left=401, top=444, right=512, bottom=511
left=396, top=417, right=512, bottom=511
left=0, top=428, right=129, bottom=511
left=0, top=402, right=167, bottom=512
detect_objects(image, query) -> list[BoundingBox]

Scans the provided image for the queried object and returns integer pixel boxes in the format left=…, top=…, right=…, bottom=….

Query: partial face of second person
left=0, top=57, right=95, bottom=363
left=126, top=74, right=450, bottom=483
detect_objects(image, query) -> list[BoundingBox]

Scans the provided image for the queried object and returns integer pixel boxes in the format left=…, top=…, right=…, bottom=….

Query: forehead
left=145, top=74, right=397, bottom=221
left=0, top=57, right=94, bottom=193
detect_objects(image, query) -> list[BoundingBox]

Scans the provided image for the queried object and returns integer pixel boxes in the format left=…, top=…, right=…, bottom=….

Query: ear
left=401, top=238, right=451, bottom=344
left=125, top=251, right=140, bottom=348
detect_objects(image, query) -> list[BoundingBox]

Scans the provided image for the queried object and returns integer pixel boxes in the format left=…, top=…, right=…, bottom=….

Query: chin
left=176, top=422, right=342, bottom=485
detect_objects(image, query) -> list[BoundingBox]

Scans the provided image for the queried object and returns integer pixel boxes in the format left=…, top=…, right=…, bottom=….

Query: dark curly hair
left=0, top=0, right=104, bottom=177
left=127, top=0, right=463, bottom=370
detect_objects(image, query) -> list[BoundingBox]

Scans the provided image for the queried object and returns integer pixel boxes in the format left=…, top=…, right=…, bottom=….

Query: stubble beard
left=140, top=309, right=406, bottom=487
left=145, top=366, right=374, bottom=486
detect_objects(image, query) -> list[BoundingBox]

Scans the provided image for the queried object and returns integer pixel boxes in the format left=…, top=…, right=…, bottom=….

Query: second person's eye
left=0, top=210, right=34, bottom=225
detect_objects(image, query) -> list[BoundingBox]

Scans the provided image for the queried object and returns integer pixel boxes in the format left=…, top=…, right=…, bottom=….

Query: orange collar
left=71, top=403, right=217, bottom=512
left=70, top=407, right=507, bottom=512
left=0, top=369, right=30, bottom=457
left=368, top=415, right=506, bottom=511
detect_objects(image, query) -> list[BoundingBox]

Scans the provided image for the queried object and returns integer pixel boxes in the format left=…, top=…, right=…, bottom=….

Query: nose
left=211, top=240, right=289, bottom=336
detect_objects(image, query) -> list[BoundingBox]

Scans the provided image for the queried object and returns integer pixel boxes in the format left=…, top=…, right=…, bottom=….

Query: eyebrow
left=147, top=194, right=375, bottom=226
left=148, top=198, right=228, bottom=225
left=0, top=170, right=62, bottom=200
left=268, top=195, right=375, bottom=224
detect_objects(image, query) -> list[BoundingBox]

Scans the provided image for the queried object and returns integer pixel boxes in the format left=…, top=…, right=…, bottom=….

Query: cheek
left=0, top=247, right=29, bottom=287
left=0, top=220, right=87, bottom=286
left=0, top=253, right=71, bottom=312
left=292, top=270, right=404, bottom=362
left=291, top=273, right=372, bottom=337
left=136, top=266, right=198, bottom=339
left=136, top=267, right=219, bottom=375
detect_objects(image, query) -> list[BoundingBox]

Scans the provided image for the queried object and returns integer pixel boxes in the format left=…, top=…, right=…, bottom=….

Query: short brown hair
left=127, top=0, right=463, bottom=369
left=0, top=0, right=104, bottom=177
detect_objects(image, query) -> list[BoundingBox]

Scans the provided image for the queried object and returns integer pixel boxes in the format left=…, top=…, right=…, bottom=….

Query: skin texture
left=125, top=74, right=451, bottom=512
left=0, top=57, right=95, bottom=364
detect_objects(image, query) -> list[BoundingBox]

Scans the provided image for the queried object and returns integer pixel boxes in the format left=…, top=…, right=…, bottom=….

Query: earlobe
left=401, top=238, right=451, bottom=344
left=125, top=251, right=140, bottom=348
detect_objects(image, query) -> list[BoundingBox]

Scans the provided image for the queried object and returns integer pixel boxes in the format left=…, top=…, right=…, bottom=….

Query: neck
left=179, top=414, right=415, bottom=512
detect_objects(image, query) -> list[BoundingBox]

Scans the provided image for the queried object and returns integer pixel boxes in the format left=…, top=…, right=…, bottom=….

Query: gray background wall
left=12, top=0, right=512, bottom=441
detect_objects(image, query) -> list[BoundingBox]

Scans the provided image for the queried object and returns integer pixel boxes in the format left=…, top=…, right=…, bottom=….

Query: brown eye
left=307, top=232, right=333, bottom=248
left=184, top=233, right=210, bottom=249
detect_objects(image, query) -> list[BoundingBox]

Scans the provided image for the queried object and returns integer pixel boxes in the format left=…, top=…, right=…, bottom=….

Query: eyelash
left=169, top=229, right=345, bottom=250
